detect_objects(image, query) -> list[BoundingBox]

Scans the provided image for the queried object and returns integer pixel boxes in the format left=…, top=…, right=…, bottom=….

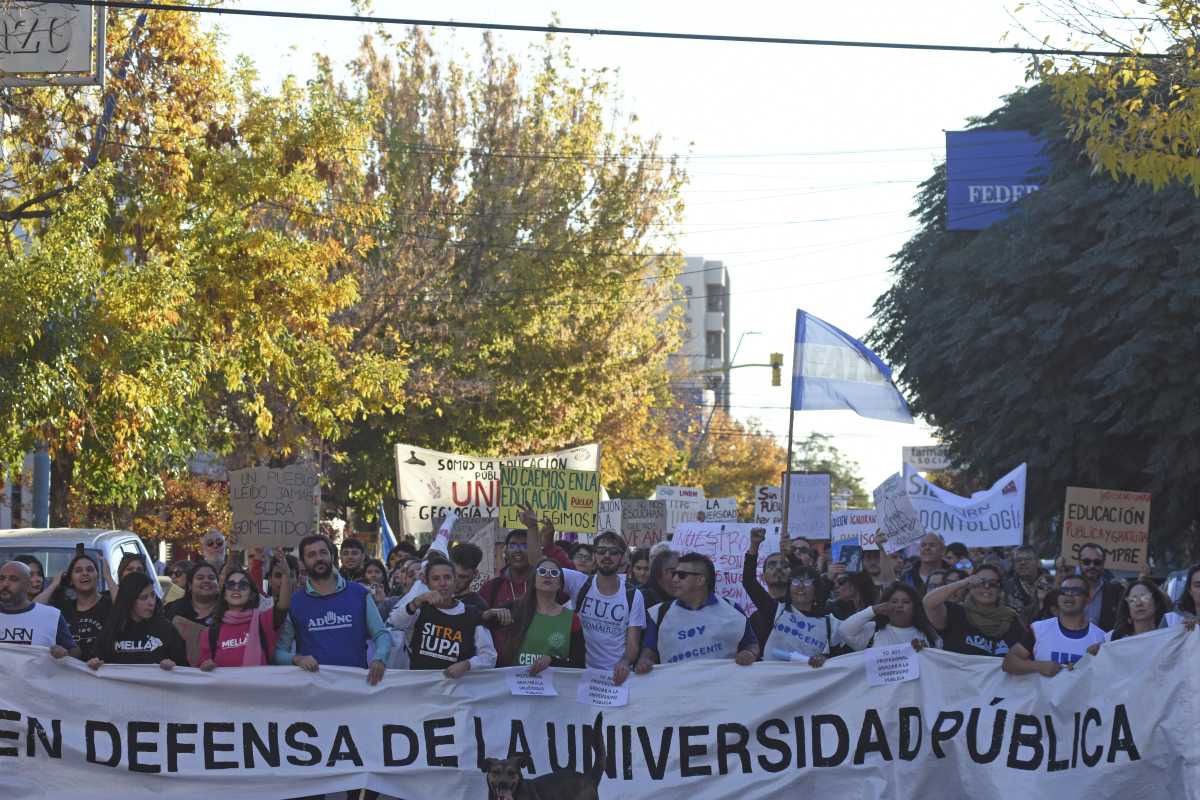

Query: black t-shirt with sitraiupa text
left=939, top=602, right=1026, bottom=658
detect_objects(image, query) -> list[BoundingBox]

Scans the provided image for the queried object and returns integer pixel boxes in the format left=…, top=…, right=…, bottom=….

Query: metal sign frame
left=0, top=3, right=106, bottom=88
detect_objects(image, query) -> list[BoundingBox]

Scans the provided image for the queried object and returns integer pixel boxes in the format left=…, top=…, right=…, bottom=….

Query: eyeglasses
left=1080, top=558, right=1105, bottom=567
left=170, top=570, right=186, bottom=578
left=594, top=546, right=623, bottom=557
left=976, top=580, right=1001, bottom=589
left=790, top=578, right=816, bottom=588
left=535, top=566, right=562, bottom=578
left=204, top=540, right=224, bottom=548
left=1058, top=586, right=1087, bottom=597
left=672, top=570, right=704, bottom=579
left=507, top=542, right=528, bottom=551
left=224, top=579, right=252, bottom=591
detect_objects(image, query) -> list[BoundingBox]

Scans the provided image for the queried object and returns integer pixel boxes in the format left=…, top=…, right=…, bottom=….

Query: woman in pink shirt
left=198, top=556, right=291, bottom=669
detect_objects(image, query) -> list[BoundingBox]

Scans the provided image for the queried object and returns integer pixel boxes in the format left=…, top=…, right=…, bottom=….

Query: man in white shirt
left=541, top=525, right=644, bottom=686
left=1003, top=574, right=1105, bottom=677
left=0, top=561, right=77, bottom=659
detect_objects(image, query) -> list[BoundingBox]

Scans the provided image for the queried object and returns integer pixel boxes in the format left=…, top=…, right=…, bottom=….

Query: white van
left=0, top=528, right=163, bottom=597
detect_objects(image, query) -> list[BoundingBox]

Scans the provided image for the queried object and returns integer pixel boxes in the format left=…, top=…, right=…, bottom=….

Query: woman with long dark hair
left=88, top=572, right=187, bottom=670
left=628, top=548, right=651, bottom=588
left=842, top=582, right=940, bottom=650
left=13, top=555, right=44, bottom=600
left=197, top=558, right=291, bottom=669
left=489, top=558, right=585, bottom=671
left=763, top=565, right=845, bottom=666
left=164, top=561, right=220, bottom=626
left=829, top=571, right=879, bottom=620
left=1107, top=578, right=1172, bottom=642
left=42, top=553, right=113, bottom=660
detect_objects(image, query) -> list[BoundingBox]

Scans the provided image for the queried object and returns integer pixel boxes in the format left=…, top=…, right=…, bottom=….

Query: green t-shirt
left=516, top=609, right=575, bottom=667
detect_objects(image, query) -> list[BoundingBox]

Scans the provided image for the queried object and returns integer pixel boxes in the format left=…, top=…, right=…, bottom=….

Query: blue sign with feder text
left=945, top=130, right=1049, bottom=230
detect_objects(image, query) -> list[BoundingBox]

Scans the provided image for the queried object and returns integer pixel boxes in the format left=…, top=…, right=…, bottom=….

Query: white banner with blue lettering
left=3, top=628, right=1198, bottom=798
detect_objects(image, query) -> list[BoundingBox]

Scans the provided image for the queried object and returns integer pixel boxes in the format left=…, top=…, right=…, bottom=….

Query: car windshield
left=0, top=546, right=109, bottom=593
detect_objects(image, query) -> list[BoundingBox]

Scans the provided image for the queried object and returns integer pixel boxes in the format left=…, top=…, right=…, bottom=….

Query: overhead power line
left=75, top=1, right=1166, bottom=59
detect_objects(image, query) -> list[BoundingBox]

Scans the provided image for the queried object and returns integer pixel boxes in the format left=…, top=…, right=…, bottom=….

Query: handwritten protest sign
left=873, top=473, right=922, bottom=554
left=499, top=465, right=600, bottom=535
left=1061, top=487, right=1151, bottom=570
left=655, top=486, right=706, bottom=533
left=753, top=485, right=783, bottom=525
left=598, top=499, right=668, bottom=547
left=228, top=464, right=320, bottom=549
left=670, top=523, right=779, bottom=613
left=783, top=472, right=832, bottom=539
left=576, top=669, right=629, bottom=707
left=393, top=443, right=599, bottom=536
left=704, top=497, right=739, bottom=523
left=831, top=508, right=877, bottom=561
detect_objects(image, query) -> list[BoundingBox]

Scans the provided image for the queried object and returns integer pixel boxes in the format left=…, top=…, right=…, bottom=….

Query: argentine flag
left=379, top=501, right=397, bottom=561
left=791, top=310, right=913, bottom=424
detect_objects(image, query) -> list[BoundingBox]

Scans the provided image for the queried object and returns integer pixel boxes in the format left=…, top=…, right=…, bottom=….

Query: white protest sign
left=831, top=508, right=877, bottom=561
left=873, top=472, right=922, bottom=554
left=4, top=630, right=1194, bottom=798
left=903, top=463, right=1026, bottom=548
left=0, top=3, right=95, bottom=75
left=704, top=497, right=739, bottom=523
left=600, top=499, right=669, bottom=548
left=393, top=443, right=599, bottom=536
left=654, top=485, right=704, bottom=499
left=669, top=522, right=779, bottom=612
left=228, top=463, right=320, bottom=549
left=575, top=669, right=629, bottom=707
left=902, top=444, right=952, bottom=472
left=598, top=500, right=622, bottom=533
left=505, top=670, right=558, bottom=697
left=753, top=485, right=783, bottom=525
left=865, top=643, right=921, bottom=686
left=783, top=472, right=832, bottom=539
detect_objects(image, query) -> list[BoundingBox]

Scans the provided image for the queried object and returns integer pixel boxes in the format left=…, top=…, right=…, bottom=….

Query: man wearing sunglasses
left=557, top=530, right=646, bottom=687
left=1003, top=574, right=1105, bottom=676
left=1062, top=543, right=1123, bottom=631
left=635, top=552, right=759, bottom=671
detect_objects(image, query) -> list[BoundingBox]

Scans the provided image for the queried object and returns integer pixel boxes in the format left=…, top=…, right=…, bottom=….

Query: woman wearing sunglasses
left=763, top=565, right=847, bottom=667
left=491, top=558, right=585, bottom=671
left=924, top=563, right=1025, bottom=657
left=197, top=557, right=292, bottom=669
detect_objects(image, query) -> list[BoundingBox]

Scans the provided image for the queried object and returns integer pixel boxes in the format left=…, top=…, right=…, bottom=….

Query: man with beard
left=742, top=527, right=789, bottom=648
left=273, top=534, right=390, bottom=684
left=339, top=537, right=366, bottom=582
left=1061, top=543, right=1123, bottom=631
left=0, top=561, right=77, bottom=658
left=544, top=525, right=644, bottom=687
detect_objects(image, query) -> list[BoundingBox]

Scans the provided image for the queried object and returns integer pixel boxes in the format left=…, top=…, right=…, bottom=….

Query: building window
left=706, top=331, right=723, bottom=360
left=706, top=284, right=724, bottom=312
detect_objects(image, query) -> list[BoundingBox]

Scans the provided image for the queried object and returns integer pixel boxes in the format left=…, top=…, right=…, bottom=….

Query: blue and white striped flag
left=379, top=501, right=397, bottom=561
left=791, top=310, right=913, bottom=424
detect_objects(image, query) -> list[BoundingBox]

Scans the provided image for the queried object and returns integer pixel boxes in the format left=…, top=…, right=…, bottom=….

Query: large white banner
left=393, top=443, right=599, bottom=536
left=3, top=629, right=1198, bottom=798
left=903, top=463, right=1026, bottom=547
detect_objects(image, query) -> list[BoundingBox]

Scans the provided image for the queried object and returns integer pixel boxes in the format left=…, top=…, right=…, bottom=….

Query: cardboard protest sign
left=598, top=499, right=668, bottom=548
left=872, top=473, right=922, bottom=554
left=228, top=464, right=320, bottom=549
left=655, top=485, right=706, bottom=533
left=753, top=485, right=783, bottom=525
left=704, top=497, right=739, bottom=523
left=498, top=465, right=600, bottom=535
left=831, top=508, right=878, bottom=561
left=1061, top=487, right=1151, bottom=570
left=393, top=443, right=599, bottom=536
left=783, top=472, right=832, bottom=539
left=670, top=522, right=779, bottom=613
left=903, top=464, right=1026, bottom=548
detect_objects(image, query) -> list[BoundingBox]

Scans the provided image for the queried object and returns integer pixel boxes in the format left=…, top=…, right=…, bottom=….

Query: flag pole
left=780, top=311, right=801, bottom=548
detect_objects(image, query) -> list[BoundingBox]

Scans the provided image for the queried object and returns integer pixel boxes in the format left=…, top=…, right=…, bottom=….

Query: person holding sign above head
left=389, top=555, right=496, bottom=679
left=88, top=571, right=188, bottom=670
left=635, top=552, right=759, bottom=671
left=273, top=533, right=391, bottom=685
left=1002, top=574, right=1105, bottom=677
left=488, top=558, right=585, bottom=671
left=924, top=564, right=1026, bottom=658
left=1057, top=543, right=1123, bottom=631
left=741, top=526, right=790, bottom=649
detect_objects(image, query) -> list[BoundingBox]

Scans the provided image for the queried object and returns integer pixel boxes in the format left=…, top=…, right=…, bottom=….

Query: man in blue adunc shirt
left=274, top=534, right=390, bottom=684
left=634, top=552, right=758, bottom=672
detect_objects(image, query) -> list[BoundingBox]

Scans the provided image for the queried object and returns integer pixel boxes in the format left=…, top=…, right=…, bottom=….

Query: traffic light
left=770, top=352, right=783, bottom=386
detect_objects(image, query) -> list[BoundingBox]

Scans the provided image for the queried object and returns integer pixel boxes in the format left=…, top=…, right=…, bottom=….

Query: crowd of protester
left=2, top=517, right=1199, bottom=690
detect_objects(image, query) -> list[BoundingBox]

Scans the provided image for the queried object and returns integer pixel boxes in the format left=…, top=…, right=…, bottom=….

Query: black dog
left=483, top=712, right=605, bottom=800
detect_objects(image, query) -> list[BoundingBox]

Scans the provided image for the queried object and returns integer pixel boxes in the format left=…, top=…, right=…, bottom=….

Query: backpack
left=574, top=574, right=640, bottom=626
